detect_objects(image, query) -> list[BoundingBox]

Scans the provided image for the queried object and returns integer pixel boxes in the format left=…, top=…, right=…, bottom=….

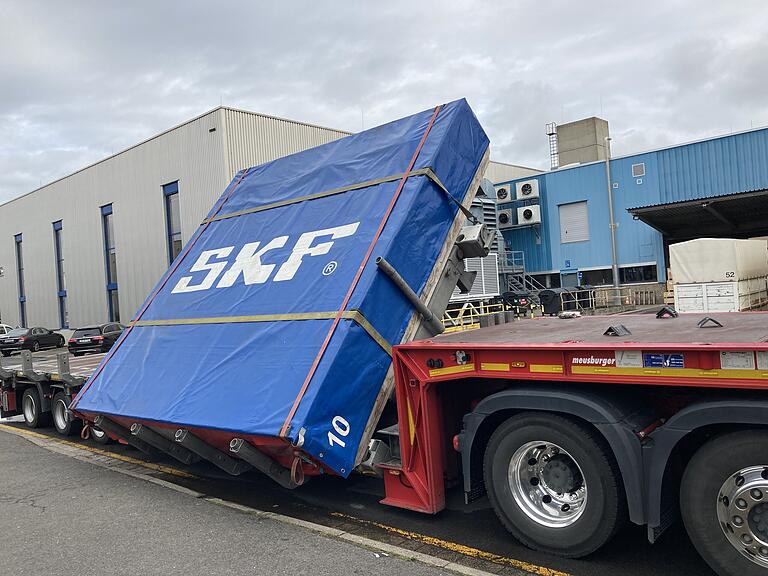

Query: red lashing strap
left=279, top=105, right=443, bottom=438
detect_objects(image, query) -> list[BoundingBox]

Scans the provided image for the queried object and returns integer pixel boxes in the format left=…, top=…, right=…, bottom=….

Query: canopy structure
left=72, top=99, right=489, bottom=477
left=628, top=189, right=768, bottom=242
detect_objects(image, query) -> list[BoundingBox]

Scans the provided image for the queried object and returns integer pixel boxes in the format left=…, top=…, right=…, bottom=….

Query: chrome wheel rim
left=718, top=466, right=768, bottom=567
left=53, top=398, right=69, bottom=431
left=508, top=440, right=588, bottom=527
left=91, top=427, right=105, bottom=439
left=22, top=394, right=36, bottom=423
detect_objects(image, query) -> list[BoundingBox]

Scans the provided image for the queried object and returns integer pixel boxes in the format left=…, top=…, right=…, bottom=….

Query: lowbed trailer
left=3, top=314, right=768, bottom=576
left=0, top=351, right=112, bottom=442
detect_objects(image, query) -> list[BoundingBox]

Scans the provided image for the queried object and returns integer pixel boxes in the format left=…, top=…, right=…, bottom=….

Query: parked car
left=67, top=323, right=125, bottom=356
left=0, top=327, right=66, bottom=356
left=0, top=324, right=14, bottom=336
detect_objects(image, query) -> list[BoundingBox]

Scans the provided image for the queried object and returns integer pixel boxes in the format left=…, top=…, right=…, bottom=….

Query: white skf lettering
left=274, top=222, right=360, bottom=282
left=170, top=222, right=360, bottom=293
left=216, top=236, right=288, bottom=288
left=171, top=247, right=233, bottom=293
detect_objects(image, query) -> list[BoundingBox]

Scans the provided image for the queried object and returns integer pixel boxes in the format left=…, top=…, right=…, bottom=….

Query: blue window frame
left=101, top=204, right=120, bottom=322
left=52, top=221, right=68, bottom=328
left=15, top=233, right=26, bottom=327
left=163, top=181, right=182, bottom=264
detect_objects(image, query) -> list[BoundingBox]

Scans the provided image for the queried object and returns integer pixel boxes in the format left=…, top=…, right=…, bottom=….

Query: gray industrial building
left=0, top=107, right=534, bottom=329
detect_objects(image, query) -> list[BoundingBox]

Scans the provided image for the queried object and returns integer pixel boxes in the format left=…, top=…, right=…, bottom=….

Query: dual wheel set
left=19, top=386, right=110, bottom=444
left=484, top=412, right=768, bottom=576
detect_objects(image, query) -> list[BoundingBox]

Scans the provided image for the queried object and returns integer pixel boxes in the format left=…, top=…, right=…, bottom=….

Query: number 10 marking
left=327, top=416, right=350, bottom=448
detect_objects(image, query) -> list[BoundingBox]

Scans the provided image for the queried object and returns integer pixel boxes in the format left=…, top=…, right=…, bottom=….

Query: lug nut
left=733, top=516, right=744, bottom=526
left=752, top=489, right=764, bottom=500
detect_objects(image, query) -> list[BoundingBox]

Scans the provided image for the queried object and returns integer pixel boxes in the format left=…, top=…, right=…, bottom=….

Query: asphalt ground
left=0, top=429, right=466, bottom=576
left=1, top=348, right=716, bottom=576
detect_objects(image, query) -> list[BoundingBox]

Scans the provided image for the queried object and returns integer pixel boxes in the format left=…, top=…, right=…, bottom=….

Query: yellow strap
left=202, top=167, right=444, bottom=224
left=132, top=310, right=392, bottom=355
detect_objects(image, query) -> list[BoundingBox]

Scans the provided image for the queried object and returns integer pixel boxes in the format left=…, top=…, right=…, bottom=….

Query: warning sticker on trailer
left=643, top=353, right=685, bottom=369
left=616, top=350, right=643, bottom=368
left=757, top=351, right=768, bottom=370
left=720, top=351, right=756, bottom=370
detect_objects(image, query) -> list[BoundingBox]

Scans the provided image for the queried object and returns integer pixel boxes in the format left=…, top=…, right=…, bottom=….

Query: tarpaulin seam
left=202, top=167, right=446, bottom=224
left=131, top=311, right=392, bottom=355
left=71, top=169, right=252, bottom=410
left=278, top=104, right=443, bottom=438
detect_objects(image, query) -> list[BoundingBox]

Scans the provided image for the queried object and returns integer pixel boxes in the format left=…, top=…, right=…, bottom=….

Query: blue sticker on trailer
left=73, top=99, right=489, bottom=477
left=643, top=353, right=685, bottom=368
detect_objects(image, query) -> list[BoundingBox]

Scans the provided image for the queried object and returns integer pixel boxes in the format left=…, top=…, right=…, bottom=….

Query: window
left=619, top=264, right=658, bottom=284
left=164, top=181, right=182, bottom=264
left=631, top=163, right=646, bottom=178
left=53, top=221, right=68, bottom=328
left=559, top=201, right=590, bottom=243
left=102, top=204, right=120, bottom=322
left=15, top=233, right=26, bottom=327
left=580, top=268, right=614, bottom=286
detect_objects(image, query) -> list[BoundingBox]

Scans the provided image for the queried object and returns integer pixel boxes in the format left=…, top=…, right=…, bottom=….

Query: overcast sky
left=1, top=1, right=766, bottom=203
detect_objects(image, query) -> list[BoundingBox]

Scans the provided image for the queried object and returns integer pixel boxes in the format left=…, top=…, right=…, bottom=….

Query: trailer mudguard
left=72, top=99, right=489, bottom=478
left=459, top=385, right=647, bottom=525
left=645, top=398, right=768, bottom=540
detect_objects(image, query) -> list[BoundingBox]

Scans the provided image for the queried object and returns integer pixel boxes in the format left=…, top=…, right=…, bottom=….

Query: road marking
left=0, top=424, right=195, bottom=479
left=331, top=512, right=572, bottom=576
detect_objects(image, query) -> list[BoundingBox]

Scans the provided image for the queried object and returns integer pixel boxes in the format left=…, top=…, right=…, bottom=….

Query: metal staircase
left=497, top=238, right=546, bottom=302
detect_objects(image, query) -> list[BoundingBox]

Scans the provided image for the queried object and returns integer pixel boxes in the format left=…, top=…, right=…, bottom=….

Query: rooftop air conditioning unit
left=495, top=186, right=510, bottom=202
left=497, top=209, right=515, bottom=229
left=517, top=204, right=541, bottom=225
left=515, top=179, right=540, bottom=200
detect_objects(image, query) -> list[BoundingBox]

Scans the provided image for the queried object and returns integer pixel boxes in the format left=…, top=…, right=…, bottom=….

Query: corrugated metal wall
left=223, top=108, right=350, bottom=181
left=0, top=108, right=349, bottom=329
left=497, top=126, right=768, bottom=280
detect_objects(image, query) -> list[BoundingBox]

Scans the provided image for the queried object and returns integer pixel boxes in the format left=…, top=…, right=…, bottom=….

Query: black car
left=0, top=327, right=66, bottom=356
left=68, top=323, right=125, bottom=356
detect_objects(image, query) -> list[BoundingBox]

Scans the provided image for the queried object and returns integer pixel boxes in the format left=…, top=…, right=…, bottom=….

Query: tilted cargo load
left=72, top=99, right=489, bottom=479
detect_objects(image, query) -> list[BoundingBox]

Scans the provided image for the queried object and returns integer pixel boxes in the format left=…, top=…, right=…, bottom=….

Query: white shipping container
left=674, top=277, right=768, bottom=313
left=669, top=238, right=768, bottom=284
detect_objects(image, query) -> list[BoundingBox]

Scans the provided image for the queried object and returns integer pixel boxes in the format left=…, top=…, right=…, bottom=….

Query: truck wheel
left=484, top=412, right=625, bottom=557
left=22, top=387, right=50, bottom=428
left=91, top=426, right=112, bottom=445
left=52, top=392, right=82, bottom=436
left=681, top=430, right=768, bottom=576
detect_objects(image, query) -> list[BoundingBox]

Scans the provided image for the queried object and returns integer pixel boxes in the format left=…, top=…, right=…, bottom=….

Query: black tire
left=90, top=426, right=112, bottom=445
left=31, top=341, right=40, bottom=352
left=1, top=351, right=9, bottom=357
left=484, top=412, right=626, bottom=558
left=57, top=336, right=65, bottom=348
left=21, top=387, right=51, bottom=428
left=681, top=430, right=768, bottom=576
left=51, top=392, right=82, bottom=436
left=72, top=351, right=83, bottom=357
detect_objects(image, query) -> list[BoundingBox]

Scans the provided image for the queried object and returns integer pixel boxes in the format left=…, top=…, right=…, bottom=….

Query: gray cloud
left=1, top=0, right=767, bottom=202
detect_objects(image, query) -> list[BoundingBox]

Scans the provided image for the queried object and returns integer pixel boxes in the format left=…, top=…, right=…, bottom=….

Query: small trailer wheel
left=484, top=412, right=625, bottom=558
left=681, top=430, right=768, bottom=576
left=22, top=387, right=51, bottom=428
left=52, top=392, right=82, bottom=436
left=90, top=425, right=112, bottom=445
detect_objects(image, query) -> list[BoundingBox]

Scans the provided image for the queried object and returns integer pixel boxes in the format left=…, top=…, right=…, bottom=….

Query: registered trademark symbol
left=322, top=261, right=338, bottom=276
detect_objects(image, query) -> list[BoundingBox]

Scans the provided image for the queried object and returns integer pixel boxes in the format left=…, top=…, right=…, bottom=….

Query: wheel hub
left=508, top=441, right=587, bottom=528
left=540, top=454, right=582, bottom=494
left=718, top=466, right=768, bottom=567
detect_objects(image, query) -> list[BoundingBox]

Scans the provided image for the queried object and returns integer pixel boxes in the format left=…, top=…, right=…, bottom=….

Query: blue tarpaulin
left=73, top=99, right=489, bottom=476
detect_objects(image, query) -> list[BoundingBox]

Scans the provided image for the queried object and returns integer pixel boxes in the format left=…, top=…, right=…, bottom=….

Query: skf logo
left=171, top=222, right=359, bottom=294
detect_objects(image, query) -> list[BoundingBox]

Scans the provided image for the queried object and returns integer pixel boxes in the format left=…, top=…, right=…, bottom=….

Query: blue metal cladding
left=72, top=99, right=489, bottom=477
left=497, top=127, right=768, bottom=279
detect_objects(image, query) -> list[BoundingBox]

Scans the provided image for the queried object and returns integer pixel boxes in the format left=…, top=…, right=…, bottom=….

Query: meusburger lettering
left=171, top=222, right=360, bottom=294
